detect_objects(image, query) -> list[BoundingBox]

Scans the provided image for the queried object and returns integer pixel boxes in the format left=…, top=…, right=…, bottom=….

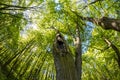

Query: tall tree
left=0, top=0, right=120, bottom=80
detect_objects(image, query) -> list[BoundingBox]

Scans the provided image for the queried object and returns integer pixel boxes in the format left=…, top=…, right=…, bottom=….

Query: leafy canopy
left=0, top=0, right=120, bottom=80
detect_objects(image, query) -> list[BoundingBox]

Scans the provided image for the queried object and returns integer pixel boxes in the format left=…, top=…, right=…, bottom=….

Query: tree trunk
left=53, top=33, right=79, bottom=80
left=74, top=25, right=82, bottom=80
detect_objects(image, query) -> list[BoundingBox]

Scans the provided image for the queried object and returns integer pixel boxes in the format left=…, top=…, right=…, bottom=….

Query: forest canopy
left=0, top=0, right=120, bottom=80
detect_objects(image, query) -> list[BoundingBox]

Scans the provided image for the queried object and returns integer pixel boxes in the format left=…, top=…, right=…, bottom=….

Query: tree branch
left=82, top=17, right=120, bottom=32
left=0, top=3, right=43, bottom=11
left=104, top=38, right=120, bottom=68
left=71, top=11, right=120, bottom=32
left=82, top=0, right=103, bottom=10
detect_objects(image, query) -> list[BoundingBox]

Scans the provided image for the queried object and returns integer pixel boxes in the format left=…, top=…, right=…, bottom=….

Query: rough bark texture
left=53, top=33, right=79, bottom=80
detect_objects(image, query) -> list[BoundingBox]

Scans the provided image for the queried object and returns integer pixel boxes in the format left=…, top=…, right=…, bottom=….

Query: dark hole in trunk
left=57, top=40, right=64, bottom=49
left=56, top=34, right=64, bottom=49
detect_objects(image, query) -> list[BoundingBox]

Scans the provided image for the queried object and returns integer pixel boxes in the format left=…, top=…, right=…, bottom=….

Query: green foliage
left=0, top=0, right=120, bottom=80
left=0, top=70, right=7, bottom=80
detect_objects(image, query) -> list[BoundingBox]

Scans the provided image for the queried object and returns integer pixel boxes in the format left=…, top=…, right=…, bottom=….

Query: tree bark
left=53, top=32, right=79, bottom=80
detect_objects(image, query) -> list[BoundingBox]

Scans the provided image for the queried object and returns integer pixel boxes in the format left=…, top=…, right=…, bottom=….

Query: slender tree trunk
left=53, top=32, right=79, bottom=80
left=74, top=25, right=82, bottom=80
